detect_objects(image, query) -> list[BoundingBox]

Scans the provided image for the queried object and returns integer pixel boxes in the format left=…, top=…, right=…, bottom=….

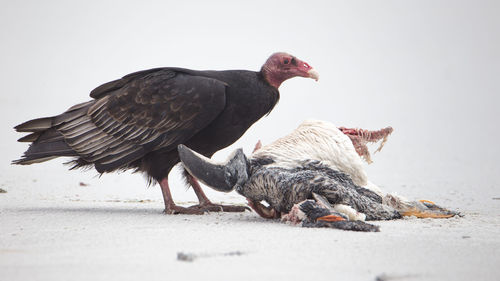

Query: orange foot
left=401, top=200, right=458, bottom=218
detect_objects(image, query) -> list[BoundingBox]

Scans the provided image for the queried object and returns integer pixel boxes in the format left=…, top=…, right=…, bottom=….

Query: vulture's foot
left=160, top=178, right=204, bottom=215
left=185, top=174, right=247, bottom=212
left=401, top=200, right=460, bottom=218
left=188, top=203, right=249, bottom=213
left=164, top=205, right=204, bottom=215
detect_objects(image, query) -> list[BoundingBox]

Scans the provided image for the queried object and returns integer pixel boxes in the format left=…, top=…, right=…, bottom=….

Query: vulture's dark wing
left=89, top=68, right=166, bottom=99
left=58, top=69, right=227, bottom=172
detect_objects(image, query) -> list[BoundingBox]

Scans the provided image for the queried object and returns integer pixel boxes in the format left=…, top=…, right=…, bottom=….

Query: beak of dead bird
left=178, top=144, right=250, bottom=192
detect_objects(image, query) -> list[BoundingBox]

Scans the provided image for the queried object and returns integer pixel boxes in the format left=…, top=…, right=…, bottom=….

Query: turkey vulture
left=13, top=52, right=319, bottom=214
left=178, top=120, right=459, bottom=230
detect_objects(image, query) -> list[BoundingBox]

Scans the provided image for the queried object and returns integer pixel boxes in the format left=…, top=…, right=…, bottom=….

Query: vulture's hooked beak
left=178, top=145, right=250, bottom=193
left=307, top=69, right=320, bottom=81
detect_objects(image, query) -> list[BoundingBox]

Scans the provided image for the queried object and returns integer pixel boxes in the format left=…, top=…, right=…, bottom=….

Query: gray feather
left=14, top=117, right=53, bottom=132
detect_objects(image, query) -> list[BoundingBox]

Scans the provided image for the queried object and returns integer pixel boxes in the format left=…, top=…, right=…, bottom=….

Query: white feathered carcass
left=178, top=120, right=458, bottom=232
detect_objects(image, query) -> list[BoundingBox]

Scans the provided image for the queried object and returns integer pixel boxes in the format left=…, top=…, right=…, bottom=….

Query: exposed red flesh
left=253, top=140, right=263, bottom=153
left=338, top=126, right=393, bottom=163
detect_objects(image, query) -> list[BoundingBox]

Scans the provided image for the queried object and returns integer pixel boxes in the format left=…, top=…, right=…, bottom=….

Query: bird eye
left=283, top=58, right=290, bottom=64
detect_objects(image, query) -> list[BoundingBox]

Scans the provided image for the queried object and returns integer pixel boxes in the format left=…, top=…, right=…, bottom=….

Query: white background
left=2, top=1, right=498, bottom=202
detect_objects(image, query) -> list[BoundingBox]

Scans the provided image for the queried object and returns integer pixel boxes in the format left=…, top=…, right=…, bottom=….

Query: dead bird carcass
left=179, top=120, right=458, bottom=232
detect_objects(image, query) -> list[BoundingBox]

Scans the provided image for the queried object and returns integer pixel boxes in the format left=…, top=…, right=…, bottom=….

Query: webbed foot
left=401, top=199, right=460, bottom=218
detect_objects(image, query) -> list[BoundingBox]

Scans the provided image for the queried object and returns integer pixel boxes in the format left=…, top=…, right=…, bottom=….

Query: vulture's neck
left=260, top=67, right=284, bottom=89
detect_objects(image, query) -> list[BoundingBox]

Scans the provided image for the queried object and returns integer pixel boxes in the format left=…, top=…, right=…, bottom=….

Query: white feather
left=332, top=204, right=366, bottom=221
left=252, top=119, right=368, bottom=186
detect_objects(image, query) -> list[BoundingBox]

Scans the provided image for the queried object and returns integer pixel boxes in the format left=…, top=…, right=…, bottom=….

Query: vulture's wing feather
left=58, top=69, right=227, bottom=172
left=89, top=68, right=166, bottom=99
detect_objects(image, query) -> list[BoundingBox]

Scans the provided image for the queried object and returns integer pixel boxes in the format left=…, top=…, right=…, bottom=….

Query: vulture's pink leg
left=159, top=178, right=203, bottom=215
left=186, top=174, right=211, bottom=205
left=186, top=175, right=249, bottom=213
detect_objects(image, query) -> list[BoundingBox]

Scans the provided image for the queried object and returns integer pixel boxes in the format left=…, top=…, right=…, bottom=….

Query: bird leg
left=186, top=174, right=249, bottom=213
left=159, top=178, right=203, bottom=215
left=247, top=199, right=280, bottom=219
left=338, top=126, right=393, bottom=164
left=186, top=174, right=212, bottom=205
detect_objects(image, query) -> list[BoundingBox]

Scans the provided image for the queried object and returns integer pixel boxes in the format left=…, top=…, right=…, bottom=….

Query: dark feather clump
left=302, top=220, right=380, bottom=232
left=238, top=159, right=401, bottom=221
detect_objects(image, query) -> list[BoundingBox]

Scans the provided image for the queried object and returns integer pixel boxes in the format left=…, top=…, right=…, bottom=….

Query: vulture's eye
left=283, top=58, right=290, bottom=64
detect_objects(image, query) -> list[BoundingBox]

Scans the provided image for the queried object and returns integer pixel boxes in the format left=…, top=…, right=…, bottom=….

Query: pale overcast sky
left=1, top=0, right=498, bottom=199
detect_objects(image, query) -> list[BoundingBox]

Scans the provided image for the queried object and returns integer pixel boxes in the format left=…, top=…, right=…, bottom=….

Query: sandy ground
left=1, top=157, right=499, bottom=281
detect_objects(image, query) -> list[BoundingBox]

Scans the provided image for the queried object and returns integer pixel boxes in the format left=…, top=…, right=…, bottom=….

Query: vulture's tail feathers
left=13, top=100, right=151, bottom=172
left=13, top=102, right=92, bottom=165
left=13, top=128, right=77, bottom=165
left=17, top=132, right=42, bottom=143
left=14, top=117, right=53, bottom=132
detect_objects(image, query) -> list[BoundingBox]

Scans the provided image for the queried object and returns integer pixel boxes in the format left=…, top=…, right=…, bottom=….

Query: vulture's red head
left=261, top=52, right=319, bottom=89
